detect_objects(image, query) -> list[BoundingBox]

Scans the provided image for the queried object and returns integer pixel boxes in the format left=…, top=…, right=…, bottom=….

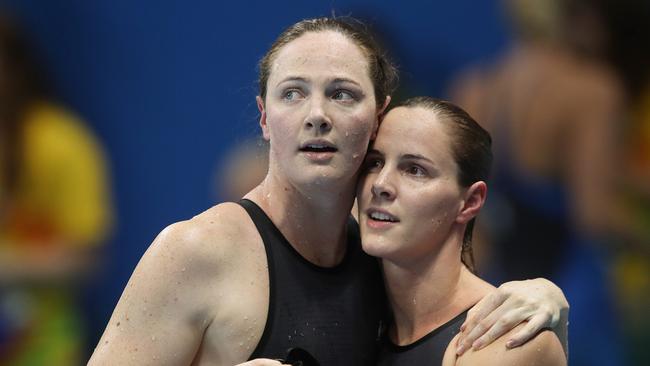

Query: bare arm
left=88, top=221, right=217, bottom=365
left=456, top=278, right=569, bottom=357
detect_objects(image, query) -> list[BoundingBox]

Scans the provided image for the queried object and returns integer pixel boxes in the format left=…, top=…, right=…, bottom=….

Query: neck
left=382, top=230, right=494, bottom=345
left=245, top=168, right=357, bottom=267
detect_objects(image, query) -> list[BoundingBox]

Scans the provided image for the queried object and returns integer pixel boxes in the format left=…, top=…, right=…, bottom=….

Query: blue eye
left=283, top=90, right=302, bottom=101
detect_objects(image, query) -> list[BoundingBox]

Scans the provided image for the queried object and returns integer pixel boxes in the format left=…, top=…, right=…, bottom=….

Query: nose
left=371, top=169, right=396, bottom=201
left=304, top=96, right=332, bottom=133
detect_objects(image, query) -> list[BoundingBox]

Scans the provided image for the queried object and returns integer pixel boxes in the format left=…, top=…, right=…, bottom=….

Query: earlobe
left=256, top=96, right=270, bottom=141
left=379, top=96, right=392, bottom=117
left=456, top=181, right=487, bottom=224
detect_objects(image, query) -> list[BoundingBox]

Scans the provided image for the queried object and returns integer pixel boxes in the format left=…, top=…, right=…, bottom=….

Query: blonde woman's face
left=259, top=31, right=380, bottom=189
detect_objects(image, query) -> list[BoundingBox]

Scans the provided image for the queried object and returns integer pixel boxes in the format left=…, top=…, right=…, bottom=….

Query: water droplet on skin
left=353, top=154, right=359, bottom=159
left=151, top=336, right=156, bottom=341
left=288, top=335, right=292, bottom=341
left=345, top=132, right=349, bottom=137
left=412, top=298, right=417, bottom=304
left=181, top=267, right=186, bottom=272
left=239, top=342, right=244, bottom=347
left=244, top=316, right=249, bottom=320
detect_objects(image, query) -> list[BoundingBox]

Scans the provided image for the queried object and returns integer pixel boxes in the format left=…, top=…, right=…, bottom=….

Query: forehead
left=269, top=30, right=371, bottom=85
left=376, top=106, right=454, bottom=161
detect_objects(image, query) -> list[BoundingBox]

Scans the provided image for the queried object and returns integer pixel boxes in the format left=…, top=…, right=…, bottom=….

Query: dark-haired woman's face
left=259, top=31, right=380, bottom=188
left=357, top=107, right=466, bottom=263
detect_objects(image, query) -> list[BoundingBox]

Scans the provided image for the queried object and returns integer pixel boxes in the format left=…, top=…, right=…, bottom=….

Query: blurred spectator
left=215, top=137, right=269, bottom=202
left=449, top=0, right=634, bottom=364
left=609, top=1, right=650, bottom=363
left=0, top=15, right=112, bottom=365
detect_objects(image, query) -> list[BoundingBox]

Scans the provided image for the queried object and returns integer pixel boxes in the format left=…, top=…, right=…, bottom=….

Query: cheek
left=265, top=110, right=296, bottom=142
left=356, top=173, right=375, bottom=202
left=343, top=112, right=377, bottom=151
left=407, top=186, right=460, bottom=227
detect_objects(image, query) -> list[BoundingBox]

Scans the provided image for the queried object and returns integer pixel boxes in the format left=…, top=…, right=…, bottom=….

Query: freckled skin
left=88, top=30, right=383, bottom=366
left=262, top=31, right=378, bottom=191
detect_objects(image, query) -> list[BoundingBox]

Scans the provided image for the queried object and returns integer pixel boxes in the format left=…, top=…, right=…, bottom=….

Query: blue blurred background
left=1, top=0, right=648, bottom=365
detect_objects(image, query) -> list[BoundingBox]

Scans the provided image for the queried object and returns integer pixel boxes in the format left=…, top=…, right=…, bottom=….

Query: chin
left=300, top=167, right=355, bottom=185
left=360, top=236, right=394, bottom=259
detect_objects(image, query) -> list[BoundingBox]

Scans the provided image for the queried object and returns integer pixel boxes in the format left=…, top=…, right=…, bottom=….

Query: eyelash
left=405, top=164, right=427, bottom=177
left=283, top=89, right=303, bottom=101
left=332, top=90, right=355, bottom=101
left=365, top=158, right=383, bottom=172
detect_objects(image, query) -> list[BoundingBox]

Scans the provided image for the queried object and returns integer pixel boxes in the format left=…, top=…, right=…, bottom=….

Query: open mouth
left=368, top=210, right=399, bottom=223
left=299, top=143, right=338, bottom=153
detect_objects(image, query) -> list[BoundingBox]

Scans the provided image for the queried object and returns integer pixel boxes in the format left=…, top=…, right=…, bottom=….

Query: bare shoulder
left=89, top=202, right=263, bottom=365
left=152, top=202, right=256, bottom=268
left=455, top=324, right=566, bottom=366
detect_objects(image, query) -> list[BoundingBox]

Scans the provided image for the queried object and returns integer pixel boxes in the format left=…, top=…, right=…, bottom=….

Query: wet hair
left=398, top=97, right=493, bottom=273
left=258, top=17, right=398, bottom=107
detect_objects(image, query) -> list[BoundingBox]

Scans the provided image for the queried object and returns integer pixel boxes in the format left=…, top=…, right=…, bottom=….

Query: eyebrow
left=332, top=77, right=362, bottom=87
left=276, top=76, right=308, bottom=88
left=368, top=150, right=435, bottom=165
left=401, top=153, right=434, bottom=164
left=275, top=76, right=362, bottom=88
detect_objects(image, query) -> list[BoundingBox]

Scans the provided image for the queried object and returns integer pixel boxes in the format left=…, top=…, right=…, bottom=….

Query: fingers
left=456, top=291, right=508, bottom=355
left=469, top=308, right=527, bottom=351
left=505, top=314, right=550, bottom=349
left=460, top=289, right=507, bottom=334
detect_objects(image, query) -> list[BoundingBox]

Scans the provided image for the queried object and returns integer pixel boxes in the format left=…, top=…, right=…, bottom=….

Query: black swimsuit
left=240, top=199, right=388, bottom=366
left=377, top=309, right=468, bottom=366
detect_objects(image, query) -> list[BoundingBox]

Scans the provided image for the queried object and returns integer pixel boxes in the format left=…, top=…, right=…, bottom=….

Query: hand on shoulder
left=451, top=324, right=566, bottom=366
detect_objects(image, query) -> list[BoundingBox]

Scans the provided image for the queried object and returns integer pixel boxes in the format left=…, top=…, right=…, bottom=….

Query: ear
left=371, top=95, right=392, bottom=140
left=456, top=181, right=487, bottom=224
left=257, top=96, right=270, bottom=141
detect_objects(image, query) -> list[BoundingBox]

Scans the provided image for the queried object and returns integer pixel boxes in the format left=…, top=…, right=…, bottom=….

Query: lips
left=366, top=208, right=399, bottom=223
left=299, top=140, right=338, bottom=153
